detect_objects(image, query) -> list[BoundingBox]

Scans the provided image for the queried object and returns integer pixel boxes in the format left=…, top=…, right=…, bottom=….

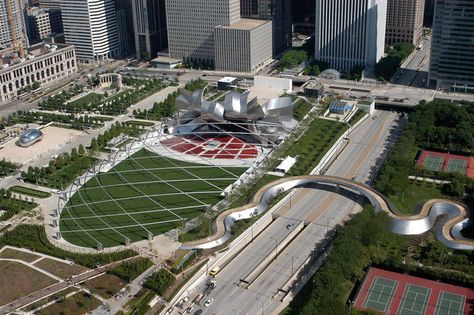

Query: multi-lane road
left=392, top=37, right=431, bottom=88
left=172, top=110, right=402, bottom=315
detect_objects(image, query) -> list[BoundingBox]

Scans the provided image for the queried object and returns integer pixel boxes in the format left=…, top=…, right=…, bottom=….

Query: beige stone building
left=385, top=0, right=425, bottom=47
left=0, top=43, right=77, bottom=103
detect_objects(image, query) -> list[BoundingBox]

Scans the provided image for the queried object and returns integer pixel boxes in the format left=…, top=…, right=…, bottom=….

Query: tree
left=279, top=50, right=308, bottom=70
left=71, top=148, right=78, bottom=161
left=90, top=138, right=99, bottom=152
left=78, top=144, right=85, bottom=155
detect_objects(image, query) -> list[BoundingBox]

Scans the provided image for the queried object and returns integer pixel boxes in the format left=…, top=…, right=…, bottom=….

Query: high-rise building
left=25, top=7, right=52, bottom=44
left=0, top=0, right=27, bottom=49
left=423, top=0, right=434, bottom=27
left=116, top=0, right=134, bottom=57
left=132, top=0, right=167, bottom=60
left=166, top=0, right=240, bottom=63
left=240, top=0, right=292, bottom=56
left=165, top=0, right=272, bottom=72
left=385, top=0, right=424, bottom=47
left=292, top=0, right=315, bottom=34
left=214, top=19, right=272, bottom=72
left=39, top=0, right=61, bottom=9
left=60, top=0, right=120, bottom=63
left=315, top=0, right=387, bottom=72
left=428, top=0, right=474, bottom=92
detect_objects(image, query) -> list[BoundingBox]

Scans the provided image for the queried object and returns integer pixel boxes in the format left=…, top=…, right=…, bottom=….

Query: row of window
left=1, top=64, right=76, bottom=95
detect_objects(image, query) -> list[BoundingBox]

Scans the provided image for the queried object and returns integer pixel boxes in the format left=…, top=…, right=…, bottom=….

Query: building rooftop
left=0, top=43, right=72, bottom=69
left=218, top=77, right=238, bottom=83
left=220, top=18, right=269, bottom=30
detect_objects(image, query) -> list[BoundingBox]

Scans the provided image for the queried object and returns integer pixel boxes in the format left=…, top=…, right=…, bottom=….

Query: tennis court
left=354, top=268, right=474, bottom=315
left=397, top=284, right=431, bottom=315
left=363, top=276, right=398, bottom=312
left=435, top=291, right=465, bottom=315
left=417, top=150, right=474, bottom=179
left=445, top=159, right=467, bottom=174
left=423, top=155, right=444, bottom=172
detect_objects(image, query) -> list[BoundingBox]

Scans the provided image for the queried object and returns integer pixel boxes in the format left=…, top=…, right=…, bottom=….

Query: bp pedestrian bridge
left=181, top=175, right=474, bottom=251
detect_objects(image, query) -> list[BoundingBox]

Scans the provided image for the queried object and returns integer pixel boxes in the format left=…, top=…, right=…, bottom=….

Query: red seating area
left=161, top=136, right=259, bottom=160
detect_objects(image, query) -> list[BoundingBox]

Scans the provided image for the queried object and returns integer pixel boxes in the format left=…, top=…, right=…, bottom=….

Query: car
left=182, top=296, right=189, bottom=303
left=207, top=280, right=216, bottom=289
left=186, top=305, right=193, bottom=313
left=286, top=223, right=294, bottom=230
left=193, top=310, right=203, bottom=315
left=204, top=298, right=214, bottom=307
left=208, top=267, right=220, bottom=276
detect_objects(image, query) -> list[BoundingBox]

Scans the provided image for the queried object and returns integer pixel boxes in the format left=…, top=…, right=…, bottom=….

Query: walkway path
left=181, top=175, right=474, bottom=251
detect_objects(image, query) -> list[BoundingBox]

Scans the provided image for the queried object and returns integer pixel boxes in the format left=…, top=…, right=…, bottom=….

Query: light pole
left=256, top=297, right=264, bottom=315
left=325, top=217, right=334, bottom=234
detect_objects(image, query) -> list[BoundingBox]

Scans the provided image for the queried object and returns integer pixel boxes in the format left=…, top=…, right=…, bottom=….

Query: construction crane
left=5, top=0, right=25, bottom=57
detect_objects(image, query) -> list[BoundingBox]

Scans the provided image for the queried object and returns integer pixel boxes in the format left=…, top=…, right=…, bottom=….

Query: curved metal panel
left=19, top=129, right=43, bottom=146
left=180, top=176, right=474, bottom=251
left=262, top=97, right=293, bottom=122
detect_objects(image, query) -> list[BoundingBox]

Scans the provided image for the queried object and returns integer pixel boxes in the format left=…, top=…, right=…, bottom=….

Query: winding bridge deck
left=182, top=175, right=473, bottom=251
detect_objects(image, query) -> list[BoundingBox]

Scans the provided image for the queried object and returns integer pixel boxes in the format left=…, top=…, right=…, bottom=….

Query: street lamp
left=256, top=297, right=264, bottom=315
left=325, top=217, right=335, bottom=234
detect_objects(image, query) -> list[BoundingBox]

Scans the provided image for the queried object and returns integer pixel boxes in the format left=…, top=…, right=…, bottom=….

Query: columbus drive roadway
left=174, top=110, right=402, bottom=315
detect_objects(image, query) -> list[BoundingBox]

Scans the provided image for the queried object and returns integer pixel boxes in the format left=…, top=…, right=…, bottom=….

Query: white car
left=204, top=298, right=214, bottom=307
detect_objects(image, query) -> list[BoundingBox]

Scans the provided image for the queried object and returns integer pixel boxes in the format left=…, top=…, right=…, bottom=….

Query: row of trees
left=89, top=121, right=142, bottom=152
left=376, top=100, right=474, bottom=198
left=133, top=79, right=207, bottom=121
left=107, top=257, right=153, bottom=282
left=0, top=159, right=17, bottom=177
left=21, top=144, right=94, bottom=189
left=409, top=100, right=474, bottom=152
left=6, top=111, right=110, bottom=130
left=38, top=84, right=85, bottom=110
left=0, top=225, right=137, bottom=268
left=0, top=188, right=37, bottom=221
left=143, top=269, right=175, bottom=296
left=375, top=42, right=414, bottom=81
left=285, top=207, right=474, bottom=315
left=303, top=60, right=329, bottom=76
left=279, top=50, right=308, bottom=70
left=39, top=78, right=168, bottom=116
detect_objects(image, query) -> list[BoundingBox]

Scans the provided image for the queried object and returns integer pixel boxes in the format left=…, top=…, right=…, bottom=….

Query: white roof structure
left=218, top=77, right=238, bottom=83
left=275, top=156, right=297, bottom=174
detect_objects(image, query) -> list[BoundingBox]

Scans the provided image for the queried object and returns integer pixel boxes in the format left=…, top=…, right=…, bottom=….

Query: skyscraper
left=60, top=0, right=120, bottom=63
left=165, top=0, right=240, bottom=63
left=0, top=0, right=27, bottom=49
left=25, top=7, right=52, bottom=44
left=428, top=0, right=474, bottom=92
left=132, top=0, right=167, bottom=60
left=292, top=0, right=315, bottom=34
left=315, top=0, right=387, bottom=72
left=165, top=0, right=272, bottom=72
left=240, top=0, right=292, bottom=56
left=385, top=0, right=425, bottom=47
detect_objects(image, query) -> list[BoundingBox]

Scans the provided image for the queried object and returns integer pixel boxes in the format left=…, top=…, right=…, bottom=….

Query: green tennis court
left=435, top=291, right=465, bottom=315
left=445, top=159, right=467, bottom=174
left=423, top=155, right=444, bottom=172
left=397, top=284, right=431, bottom=315
left=363, top=276, right=398, bottom=312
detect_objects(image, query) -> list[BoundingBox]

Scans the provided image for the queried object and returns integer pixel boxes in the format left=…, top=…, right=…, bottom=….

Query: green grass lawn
left=288, top=118, right=346, bottom=176
left=388, top=181, right=445, bottom=215
left=293, top=98, right=313, bottom=121
left=68, top=92, right=101, bottom=108
left=60, top=149, right=246, bottom=247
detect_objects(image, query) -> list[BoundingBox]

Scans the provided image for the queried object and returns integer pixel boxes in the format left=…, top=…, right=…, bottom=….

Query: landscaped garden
left=59, top=149, right=246, bottom=247
left=375, top=99, right=474, bottom=214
